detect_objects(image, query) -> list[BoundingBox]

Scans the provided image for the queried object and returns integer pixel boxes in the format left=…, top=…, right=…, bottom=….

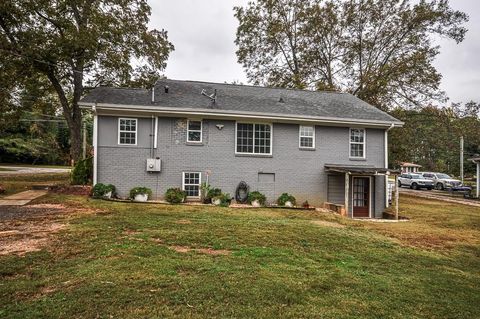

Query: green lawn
left=0, top=194, right=479, bottom=318
left=0, top=173, right=70, bottom=197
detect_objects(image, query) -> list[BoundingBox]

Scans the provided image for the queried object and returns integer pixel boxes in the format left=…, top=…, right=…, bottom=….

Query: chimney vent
left=164, top=85, right=169, bottom=93
left=279, top=97, right=285, bottom=103
left=151, top=87, right=155, bottom=103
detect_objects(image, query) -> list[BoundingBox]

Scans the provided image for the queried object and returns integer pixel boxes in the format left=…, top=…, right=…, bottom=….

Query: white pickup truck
left=398, top=173, right=434, bottom=190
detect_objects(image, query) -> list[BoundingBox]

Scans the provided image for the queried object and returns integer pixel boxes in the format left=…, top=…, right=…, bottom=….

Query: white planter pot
left=134, top=194, right=148, bottom=202
left=252, top=199, right=261, bottom=207
left=212, top=198, right=222, bottom=206
left=285, top=201, right=293, bottom=208
left=103, top=191, right=112, bottom=199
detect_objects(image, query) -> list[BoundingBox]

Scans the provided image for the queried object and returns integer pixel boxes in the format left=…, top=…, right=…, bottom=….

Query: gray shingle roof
left=80, top=79, right=402, bottom=125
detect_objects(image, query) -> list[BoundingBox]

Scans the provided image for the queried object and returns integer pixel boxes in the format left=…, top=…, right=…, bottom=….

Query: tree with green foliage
left=0, top=0, right=174, bottom=162
left=235, top=0, right=468, bottom=110
left=389, top=103, right=480, bottom=176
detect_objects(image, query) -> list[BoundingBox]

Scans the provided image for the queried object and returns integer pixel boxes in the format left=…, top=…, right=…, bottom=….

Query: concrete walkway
left=0, top=166, right=70, bottom=175
left=0, top=190, right=48, bottom=206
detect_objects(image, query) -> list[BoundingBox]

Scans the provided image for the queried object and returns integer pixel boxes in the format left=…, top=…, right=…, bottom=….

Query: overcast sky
left=149, top=0, right=480, bottom=104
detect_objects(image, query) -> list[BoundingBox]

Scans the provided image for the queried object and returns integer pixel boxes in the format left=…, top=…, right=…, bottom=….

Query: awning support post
left=345, top=172, right=350, bottom=217
left=394, top=174, right=399, bottom=220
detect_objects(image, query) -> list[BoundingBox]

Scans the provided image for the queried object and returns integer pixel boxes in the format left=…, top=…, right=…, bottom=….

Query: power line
left=20, top=119, right=66, bottom=122
left=23, top=110, right=63, bottom=119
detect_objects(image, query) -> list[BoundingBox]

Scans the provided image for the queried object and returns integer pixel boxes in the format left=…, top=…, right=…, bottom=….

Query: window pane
left=350, top=129, right=364, bottom=143
left=188, top=121, right=202, bottom=131
left=254, top=124, right=271, bottom=154
left=237, top=123, right=254, bottom=153
left=184, top=185, right=199, bottom=197
left=188, top=131, right=201, bottom=142
left=120, top=132, right=136, bottom=144
left=300, top=126, right=314, bottom=137
left=350, top=143, right=364, bottom=157
left=300, top=137, right=313, bottom=148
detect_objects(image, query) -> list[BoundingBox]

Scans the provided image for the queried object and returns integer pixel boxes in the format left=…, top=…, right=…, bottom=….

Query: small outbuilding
left=400, top=162, right=422, bottom=174
left=468, top=157, right=480, bottom=198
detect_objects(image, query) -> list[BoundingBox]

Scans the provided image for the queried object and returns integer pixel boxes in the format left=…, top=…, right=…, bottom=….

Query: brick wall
left=97, top=115, right=386, bottom=216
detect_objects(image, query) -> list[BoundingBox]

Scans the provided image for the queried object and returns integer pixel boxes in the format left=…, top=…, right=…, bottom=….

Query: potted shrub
left=212, top=196, right=222, bottom=206
left=129, top=187, right=152, bottom=202
left=248, top=191, right=266, bottom=207
left=277, top=193, right=296, bottom=207
left=200, top=183, right=211, bottom=204
left=92, top=183, right=116, bottom=199
left=206, top=188, right=222, bottom=204
left=212, top=193, right=232, bottom=207
left=165, top=188, right=187, bottom=204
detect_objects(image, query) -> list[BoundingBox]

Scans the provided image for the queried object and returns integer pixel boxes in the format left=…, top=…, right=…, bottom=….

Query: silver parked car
left=398, top=173, right=434, bottom=190
left=419, top=172, right=462, bottom=190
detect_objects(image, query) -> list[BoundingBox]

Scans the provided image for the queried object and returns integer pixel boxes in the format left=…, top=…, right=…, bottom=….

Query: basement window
left=187, top=120, right=202, bottom=143
left=118, top=118, right=137, bottom=145
left=182, top=172, right=201, bottom=198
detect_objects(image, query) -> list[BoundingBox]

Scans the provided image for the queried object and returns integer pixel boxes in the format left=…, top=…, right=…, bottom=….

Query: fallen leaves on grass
left=175, top=219, right=192, bottom=224
left=169, top=245, right=231, bottom=256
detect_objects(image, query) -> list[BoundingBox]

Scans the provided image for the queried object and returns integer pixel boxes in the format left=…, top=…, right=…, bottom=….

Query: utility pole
left=82, top=119, right=87, bottom=159
left=460, top=136, right=464, bottom=183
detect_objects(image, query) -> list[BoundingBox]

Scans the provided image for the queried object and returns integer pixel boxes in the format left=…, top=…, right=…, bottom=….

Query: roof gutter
left=81, top=102, right=404, bottom=128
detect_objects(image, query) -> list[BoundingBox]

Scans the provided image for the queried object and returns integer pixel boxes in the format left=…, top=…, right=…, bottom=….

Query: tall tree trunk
left=45, top=68, right=84, bottom=163
left=69, top=115, right=82, bottom=162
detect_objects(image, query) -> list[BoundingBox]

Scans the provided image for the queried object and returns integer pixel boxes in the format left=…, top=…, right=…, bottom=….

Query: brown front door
left=353, top=177, right=370, bottom=218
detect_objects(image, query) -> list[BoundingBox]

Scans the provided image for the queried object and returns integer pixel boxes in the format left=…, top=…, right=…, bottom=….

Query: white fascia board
left=79, top=102, right=404, bottom=128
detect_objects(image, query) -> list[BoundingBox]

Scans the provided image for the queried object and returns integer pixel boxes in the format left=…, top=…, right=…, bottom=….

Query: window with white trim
left=350, top=128, right=365, bottom=158
left=299, top=125, right=315, bottom=148
left=187, top=120, right=202, bottom=143
left=118, top=118, right=137, bottom=145
left=183, top=172, right=201, bottom=197
left=236, top=123, right=272, bottom=155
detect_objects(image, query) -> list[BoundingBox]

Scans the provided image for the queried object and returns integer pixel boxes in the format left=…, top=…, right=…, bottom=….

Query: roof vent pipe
left=164, top=85, right=169, bottom=93
left=151, top=87, right=155, bottom=103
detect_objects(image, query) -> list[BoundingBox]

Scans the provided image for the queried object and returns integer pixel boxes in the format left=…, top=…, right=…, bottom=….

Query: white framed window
left=118, top=118, right=137, bottom=145
left=299, top=125, right=315, bottom=149
left=187, top=120, right=202, bottom=143
left=182, top=172, right=201, bottom=198
left=235, top=122, right=272, bottom=155
left=350, top=128, right=366, bottom=158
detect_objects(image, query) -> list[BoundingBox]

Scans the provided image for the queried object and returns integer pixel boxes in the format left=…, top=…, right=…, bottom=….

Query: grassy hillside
left=0, top=194, right=479, bottom=318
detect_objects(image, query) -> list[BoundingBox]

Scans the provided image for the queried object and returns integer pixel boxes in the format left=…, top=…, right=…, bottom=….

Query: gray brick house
left=80, top=79, right=403, bottom=218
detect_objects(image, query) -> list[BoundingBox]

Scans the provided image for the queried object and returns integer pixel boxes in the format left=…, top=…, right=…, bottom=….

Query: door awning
left=325, top=164, right=400, bottom=175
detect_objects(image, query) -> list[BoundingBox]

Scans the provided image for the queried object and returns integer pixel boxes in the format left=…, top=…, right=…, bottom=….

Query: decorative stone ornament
left=235, top=181, right=249, bottom=204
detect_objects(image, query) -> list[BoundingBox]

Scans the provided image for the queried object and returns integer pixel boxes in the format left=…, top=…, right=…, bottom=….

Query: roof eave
left=79, top=101, right=404, bottom=128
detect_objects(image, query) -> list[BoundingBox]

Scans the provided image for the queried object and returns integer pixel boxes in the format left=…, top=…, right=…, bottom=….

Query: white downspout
left=385, top=123, right=395, bottom=207
left=92, top=104, right=98, bottom=185
left=154, top=116, right=158, bottom=149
